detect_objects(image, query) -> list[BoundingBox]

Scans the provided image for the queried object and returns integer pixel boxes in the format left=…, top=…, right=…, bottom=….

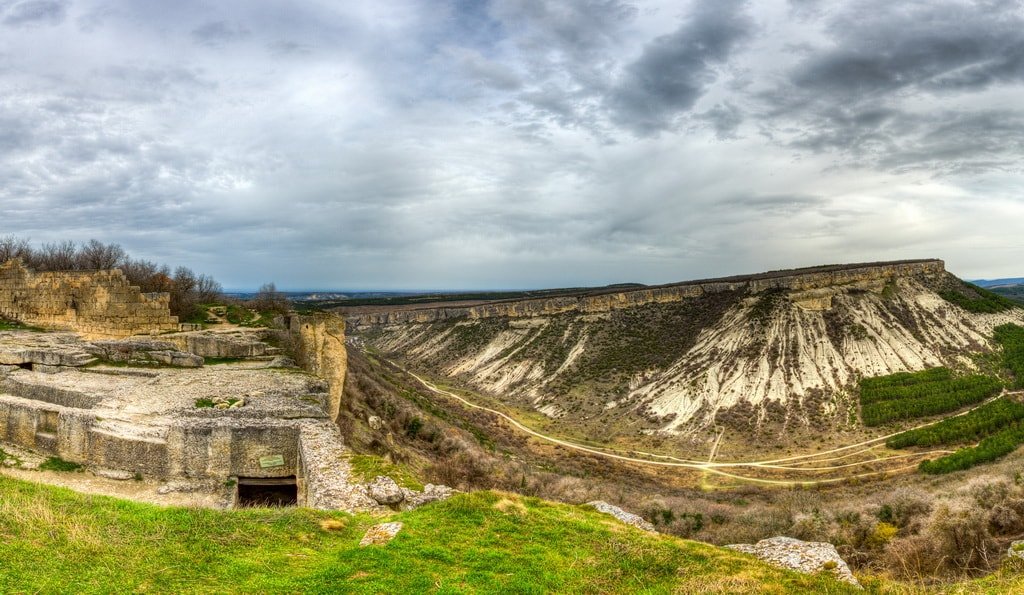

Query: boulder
left=367, top=475, right=405, bottom=505
left=586, top=500, right=655, bottom=532
left=359, top=522, right=403, bottom=546
left=726, top=536, right=860, bottom=587
left=402, top=484, right=455, bottom=509
left=367, top=415, right=384, bottom=431
left=1008, top=540, right=1024, bottom=560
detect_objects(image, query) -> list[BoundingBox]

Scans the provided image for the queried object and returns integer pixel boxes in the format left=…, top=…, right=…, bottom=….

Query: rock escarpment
left=352, top=260, right=1024, bottom=435
left=345, top=260, right=946, bottom=329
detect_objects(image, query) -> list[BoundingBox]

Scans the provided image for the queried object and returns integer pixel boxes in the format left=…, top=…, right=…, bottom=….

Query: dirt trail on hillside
left=401, top=364, right=984, bottom=486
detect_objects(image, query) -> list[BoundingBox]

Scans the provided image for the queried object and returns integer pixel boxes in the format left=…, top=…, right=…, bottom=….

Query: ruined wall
left=0, top=258, right=179, bottom=338
left=346, top=259, right=947, bottom=328
left=288, top=313, right=347, bottom=422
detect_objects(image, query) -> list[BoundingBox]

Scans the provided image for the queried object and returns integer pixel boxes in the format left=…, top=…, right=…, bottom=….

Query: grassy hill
left=0, top=474, right=862, bottom=594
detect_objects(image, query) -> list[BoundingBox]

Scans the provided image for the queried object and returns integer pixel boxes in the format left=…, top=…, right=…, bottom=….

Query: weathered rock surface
left=586, top=501, right=655, bottom=532
left=1008, top=540, right=1024, bottom=560
left=89, top=339, right=203, bottom=367
left=0, top=332, right=97, bottom=368
left=402, top=484, right=455, bottom=509
left=726, top=536, right=860, bottom=587
left=359, top=522, right=403, bottom=546
left=169, top=330, right=271, bottom=359
left=367, top=475, right=405, bottom=505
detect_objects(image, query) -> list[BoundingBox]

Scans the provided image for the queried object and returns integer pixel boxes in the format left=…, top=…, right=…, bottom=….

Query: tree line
left=859, top=369, right=1001, bottom=426
left=0, top=235, right=220, bottom=321
left=918, top=423, right=1024, bottom=474
left=886, top=397, right=1024, bottom=448
left=994, top=323, right=1024, bottom=389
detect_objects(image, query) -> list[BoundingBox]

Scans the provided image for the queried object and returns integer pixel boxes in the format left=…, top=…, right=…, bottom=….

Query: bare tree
left=36, top=240, right=79, bottom=271
left=121, top=258, right=173, bottom=293
left=194, top=274, right=223, bottom=304
left=0, top=236, right=32, bottom=264
left=77, top=239, right=126, bottom=270
left=252, top=282, right=290, bottom=315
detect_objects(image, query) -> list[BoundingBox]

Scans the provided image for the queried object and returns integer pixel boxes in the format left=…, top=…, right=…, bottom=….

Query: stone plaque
left=259, top=454, right=285, bottom=468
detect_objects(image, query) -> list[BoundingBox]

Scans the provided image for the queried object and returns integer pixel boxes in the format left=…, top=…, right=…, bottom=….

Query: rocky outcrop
left=288, top=313, right=347, bottom=422
left=368, top=475, right=405, bottom=505
left=587, top=501, right=656, bottom=532
left=345, top=260, right=946, bottom=328
left=90, top=339, right=203, bottom=368
left=0, top=258, right=179, bottom=338
left=166, top=330, right=272, bottom=359
left=726, top=536, right=860, bottom=587
left=359, top=522, right=403, bottom=546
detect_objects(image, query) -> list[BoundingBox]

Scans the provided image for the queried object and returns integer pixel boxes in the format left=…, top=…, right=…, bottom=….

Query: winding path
left=397, top=363, right=1000, bottom=486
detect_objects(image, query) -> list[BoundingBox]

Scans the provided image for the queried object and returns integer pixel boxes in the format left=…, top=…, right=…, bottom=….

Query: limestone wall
left=0, top=258, right=178, bottom=338
left=346, top=259, right=947, bottom=328
left=288, top=313, right=347, bottom=422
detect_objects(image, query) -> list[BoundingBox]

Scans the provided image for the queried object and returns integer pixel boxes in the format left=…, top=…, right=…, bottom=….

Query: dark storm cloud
left=608, top=0, right=753, bottom=135
left=1, top=0, right=67, bottom=27
left=2, top=0, right=1024, bottom=289
left=745, top=0, right=1024, bottom=176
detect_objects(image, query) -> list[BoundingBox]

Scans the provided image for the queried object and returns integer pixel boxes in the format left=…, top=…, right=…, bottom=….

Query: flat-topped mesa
left=345, top=259, right=947, bottom=328
left=0, top=258, right=179, bottom=338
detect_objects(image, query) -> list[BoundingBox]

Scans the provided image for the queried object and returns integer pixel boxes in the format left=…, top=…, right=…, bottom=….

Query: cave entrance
left=235, top=476, right=298, bottom=507
left=17, top=363, right=32, bottom=371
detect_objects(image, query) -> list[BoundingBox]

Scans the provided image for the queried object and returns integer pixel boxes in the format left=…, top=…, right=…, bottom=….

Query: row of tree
left=1, top=236, right=221, bottom=321
left=919, top=423, right=1024, bottom=474
left=859, top=366, right=951, bottom=392
left=860, top=375, right=998, bottom=405
left=860, top=373, right=1001, bottom=427
left=995, top=323, right=1024, bottom=389
left=886, top=397, right=1024, bottom=448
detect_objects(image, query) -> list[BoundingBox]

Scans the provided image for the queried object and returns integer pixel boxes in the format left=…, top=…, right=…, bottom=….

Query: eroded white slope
left=636, top=279, right=1024, bottom=431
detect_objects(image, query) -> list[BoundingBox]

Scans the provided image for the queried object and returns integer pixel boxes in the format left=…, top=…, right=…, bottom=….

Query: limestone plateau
left=347, top=259, right=1024, bottom=435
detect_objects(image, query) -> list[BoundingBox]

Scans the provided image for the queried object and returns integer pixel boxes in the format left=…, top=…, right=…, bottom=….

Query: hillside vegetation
left=0, top=475, right=856, bottom=594
left=858, top=369, right=1002, bottom=427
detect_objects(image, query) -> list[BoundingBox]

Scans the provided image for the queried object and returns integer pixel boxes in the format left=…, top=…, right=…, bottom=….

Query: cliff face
left=346, top=260, right=946, bottom=329
left=351, top=260, right=1024, bottom=436
left=289, top=313, right=347, bottom=422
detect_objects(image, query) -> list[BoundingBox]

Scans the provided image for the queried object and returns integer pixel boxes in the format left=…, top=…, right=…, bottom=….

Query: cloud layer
left=0, top=0, right=1022, bottom=289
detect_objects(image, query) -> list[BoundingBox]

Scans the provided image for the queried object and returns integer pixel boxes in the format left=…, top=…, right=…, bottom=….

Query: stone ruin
left=0, top=258, right=179, bottom=338
left=0, top=261, right=450, bottom=512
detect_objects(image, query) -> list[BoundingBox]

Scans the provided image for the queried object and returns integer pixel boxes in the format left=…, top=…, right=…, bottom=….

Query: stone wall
left=346, top=259, right=947, bottom=328
left=288, top=313, right=347, bottom=422
left=0, top=258, right=178, bottom=338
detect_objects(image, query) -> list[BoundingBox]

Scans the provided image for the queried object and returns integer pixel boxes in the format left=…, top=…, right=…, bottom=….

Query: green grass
left=0, top=476, right=859, bottom=594
left=347, top=454, right=425, bottom=491
left=37, top=456, right=84, bottom=472
left=859, top=368, right=1002, bottom=426
left=0, top=317, right=45, bottom=332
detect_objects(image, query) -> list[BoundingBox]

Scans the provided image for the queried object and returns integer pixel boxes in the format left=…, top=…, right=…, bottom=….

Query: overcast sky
left=1, top=0, right=1022, bottom=290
